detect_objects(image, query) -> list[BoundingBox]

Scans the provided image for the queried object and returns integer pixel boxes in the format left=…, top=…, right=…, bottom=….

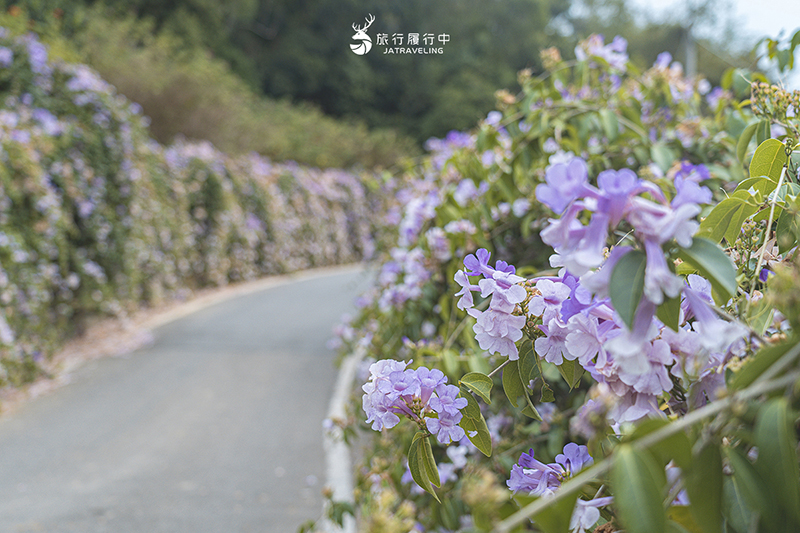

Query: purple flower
left=426, top=411, right=465, bottom=444
left=565, top=313, right=603, bottom=367
left=595, top=168, right=640, bottom=225
left=643, top=238, right=684, bottom=305
left=654, top=52, right=672, bottom=69
left=530, top=279, right=571, bottom=323
left=507, top=448, right=562, bottom=496
left=0, top=46, right=12, bottom=67
left=464, top=248, right=516, bottom=277
left=429, top=383, right=467, bottom=416
left=535, top=159, right=589, bottom=214
left=570, top=497, right=614, bottom=533
left=555, top=443, right=593, bottom=476
left=468, top=307, right=526, bottom=359
left=454, top=270, right=478, bottom=310
left=535, top=317, right=571, bottom=365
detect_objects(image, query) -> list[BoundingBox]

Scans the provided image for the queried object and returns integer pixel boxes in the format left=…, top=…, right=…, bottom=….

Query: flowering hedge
left=0, top=29, right=383, bottom=386
left=331, top=35, right=800, bottom=533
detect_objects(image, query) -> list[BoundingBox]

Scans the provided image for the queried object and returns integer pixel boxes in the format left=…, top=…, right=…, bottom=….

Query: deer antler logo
left=350, top=14, right=375, bottom=55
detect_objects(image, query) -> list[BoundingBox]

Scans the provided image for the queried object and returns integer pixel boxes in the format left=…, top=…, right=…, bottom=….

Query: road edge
left=320, top=346, right=364, bottom=533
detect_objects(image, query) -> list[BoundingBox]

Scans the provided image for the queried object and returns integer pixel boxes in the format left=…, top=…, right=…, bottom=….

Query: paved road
left=0, top=266, right=369, bottom=533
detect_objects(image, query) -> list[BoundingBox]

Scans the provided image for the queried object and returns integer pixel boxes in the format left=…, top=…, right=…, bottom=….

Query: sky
left=628, top=0, right=800, bottom=87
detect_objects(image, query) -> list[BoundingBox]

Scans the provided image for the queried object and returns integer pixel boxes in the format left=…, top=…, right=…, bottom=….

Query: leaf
left=698, top=197, right=759, bottom=245
left=625, top=418, right=692, bottom=469
left=736, top=121, right=758, bottom=163
left=421, top=434, right=440, bottom=488
left=728, top=337, right=797, bottom=391
left=749, top=138, right=787, bottom=181
left=612, top=445, right=667, bottom=533
left=754, top=118, right=771, bottom=147
left=503, top=360, right=527, bottom=409
left=722, top=476, right=756, bottom=533
left=652, top=143, right=676, bottom=174
left=557, top=359, right=584, bottom=390
left=734, top=176, right=778, bottom=196
left=777, top=204, right=800, bottom=253
left=459, top=372, right=493, bottom=404
left=528, top=490, right=580, bottom=533
left=724, top=447, right=778, bottom=532
left=656, top=295, right=682, bottom=332
left=458, top=387, right=493, bottom=456
left=502, top=359, right=542, bottom=420
left=518, top=341, right=540, bottom=385
left=609, top=249, right=647, bottom=329
left=408, top=433, right=440, bottom=501
left=600, top=109, right=620, bottom=142
left=754, top=398, right=800, bottom=525
left=677, top=238, right=738, bottom=305
left=685, top=442, right=723, bottom=533
left=747, top=297, right=775, bottom=336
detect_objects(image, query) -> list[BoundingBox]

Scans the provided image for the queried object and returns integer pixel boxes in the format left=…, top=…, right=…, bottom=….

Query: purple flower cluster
left=575, top=34, right=629, bottom=72
left=507, top=443, right=593, bottom=496
left=454, top=249, right=527, bottom=359
left=362, top=360, right=468, bottom=444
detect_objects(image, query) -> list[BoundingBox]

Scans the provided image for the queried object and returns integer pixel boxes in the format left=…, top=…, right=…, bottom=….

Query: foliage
left=0, top=6, right=417, bottom=168
left=331, top=34, right=800, bottom=533
left=0, top=29, right=388, bottom=387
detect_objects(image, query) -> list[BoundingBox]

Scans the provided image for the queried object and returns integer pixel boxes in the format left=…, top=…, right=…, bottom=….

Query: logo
left=350, top=14, right=375, bottom=55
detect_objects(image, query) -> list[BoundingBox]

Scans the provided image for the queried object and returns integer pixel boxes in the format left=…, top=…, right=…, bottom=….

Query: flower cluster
left=362, top=360, right=467, bottom=444
left=454, top=249, right=527, bottom=359
left=508, top=443, right=612, bottom=533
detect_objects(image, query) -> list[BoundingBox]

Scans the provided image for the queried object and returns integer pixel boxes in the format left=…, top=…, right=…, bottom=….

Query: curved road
left=0, top=266, right=369, bottom=533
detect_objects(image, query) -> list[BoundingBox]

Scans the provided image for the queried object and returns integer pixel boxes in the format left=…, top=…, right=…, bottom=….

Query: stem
left=747, top=164, right=787, bottom=314
left=487, top=359, right=510, bottom=379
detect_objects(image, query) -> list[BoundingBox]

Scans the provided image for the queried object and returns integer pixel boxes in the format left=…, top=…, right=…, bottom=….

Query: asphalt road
left=0, top=266, right=370, bottom=533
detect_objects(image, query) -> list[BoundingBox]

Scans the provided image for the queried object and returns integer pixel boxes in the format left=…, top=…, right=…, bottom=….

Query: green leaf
left=539, top=383, right=555, bottom=403
left=557, top=359, right=584, bottom=390
left=459, top=372, right=493, bottom=404
left=677, top=238, right=738, bottom=304
left=749, top=138, right=787, bottom=181
left=736, top=122, right=758, bottom=163
left=724, top=447, right=777, bottom=531
left=408, top=433, right=440, bottom=501
left=421, top=434, right=440, bottom=488
left=609, top=250, right=647, bottom=330
left=625, top=418, right=692, bottom=469
left=777, top=204, right=800, bottom=253
left=722, top=476, right=757, bottom=533
left=667, top=507, right=703, bottom=533
left=698, top=197, right=759, bottom=245
left=747, top=297, right=775, bottom=336
left=612, top=445, right=667, bottom=533
left=754, top=118, right=771, bottom=147
left=458, top=388, right=493, bottom=456
left=728, top=337, right=797, bottom=391
left=652, top=143, right=676, bottom=174
left=502, top=360, right=542, bottom=420
left=734, top=176, right=778, bottom=196
left=529, top=490, right=580, bottom=533
left=656, top=295, right=682, bottom=332
left=518, top=341, right=540, bottom=385
left=755, top=398, right=800, bottom=525
left=685, top=442, right=723, bottom=533
left=600, top=109, right=620, bottom=142
left=503, top=360, right=527, bottom=409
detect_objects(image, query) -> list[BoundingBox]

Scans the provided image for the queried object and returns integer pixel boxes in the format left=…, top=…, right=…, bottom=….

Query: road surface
left=0, top=266, right=369, bottom=533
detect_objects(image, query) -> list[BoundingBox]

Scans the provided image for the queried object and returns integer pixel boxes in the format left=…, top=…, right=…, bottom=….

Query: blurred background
left=1, top=0, right=797, bottom=171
